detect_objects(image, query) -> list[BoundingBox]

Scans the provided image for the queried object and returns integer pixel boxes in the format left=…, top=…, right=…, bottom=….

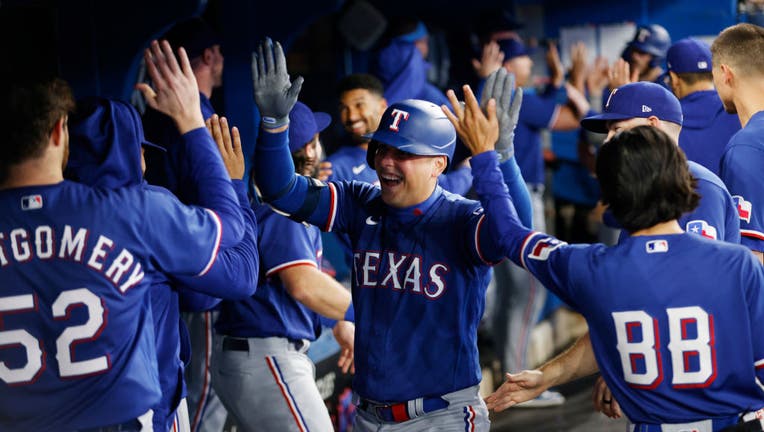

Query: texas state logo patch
left=733, top=195, right=752, bottom=223
left=528, top=236, right=566, bottom=261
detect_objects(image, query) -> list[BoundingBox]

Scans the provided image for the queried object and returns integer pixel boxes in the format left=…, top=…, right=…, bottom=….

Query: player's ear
left=50, top=115, right=68, bottom=147
left=432, top=156, right=447, bottom=177
left=719, top=63, right=734, bottom=86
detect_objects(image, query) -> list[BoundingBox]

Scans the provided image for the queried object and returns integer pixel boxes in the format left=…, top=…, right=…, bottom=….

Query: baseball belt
left=358, top=396, right=449, bottom=423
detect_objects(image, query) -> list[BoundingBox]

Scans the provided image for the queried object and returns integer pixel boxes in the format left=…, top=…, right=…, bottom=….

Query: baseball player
left=142, top=18, right=231, bottom=432
left=581, top=81, right=740, bottom=244
left=250, top=39, right=530, bottom=431
left=0, top=40, right=256, bottom=431
left=665, top=38, right=740, bottom=175
left=211, top=101, right=355, bottom=432
left=711, top=23, right=764, bottom=265
left=620, top=24, right=672, bottom=86
left=466, top=121, right=764, bottom=430
left=66, top=93, right=259, bottom=432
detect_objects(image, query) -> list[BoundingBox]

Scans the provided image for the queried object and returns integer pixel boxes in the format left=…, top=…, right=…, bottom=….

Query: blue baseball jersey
left=216, top=204, right=323, bottom=341
left=321, top=182, right=493, bottom=402
left=678, top=90, right=740, bottom=176
left=0, top=181, right=227, bottom=431
left=608, top=161, right=740, bottom=244
left=515, top=89, right=560, bottom=185
left=471, top=153, right=764, bottom=424
left=720, top=111, right=764, bottom=252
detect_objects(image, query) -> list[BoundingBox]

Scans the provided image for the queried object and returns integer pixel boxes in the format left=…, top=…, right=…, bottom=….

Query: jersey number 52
left=0, top=289, right=108, bottom=385
left=612, top=306, right=716, bottom=389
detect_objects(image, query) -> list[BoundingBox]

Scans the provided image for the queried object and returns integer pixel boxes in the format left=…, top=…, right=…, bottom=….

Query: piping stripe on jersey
left=519, top=231, right=542, bottom=271
left=474, top=215, right=492, bottom=265
left=463, top=406, right=476, bottom=432
left=266, top=356, right=309, bottom=432
left=199, top=209, right=223, bottom=276
left=755, top=359, right=764, bottom=369
left=191, top=312, right=214, bottom=432
left=266, top=260, right=317, bottom=277
left=325, top=183, right=338, bottom=232
left=741, top=229, right=764, bottom=241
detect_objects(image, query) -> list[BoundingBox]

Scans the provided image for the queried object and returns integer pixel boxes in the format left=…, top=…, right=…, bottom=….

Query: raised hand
left=136, top=40, right=205, bottom=135
left=251, top=38, right=304, bottom=130
left=586, top=56, right=610, bottom=97
left=442, top=84, right=499, bottom=157
left=546, top=41, right=565, bottom=87
left=480, top=68, right=523, bottom=162
left=608, top=58, right=637, bottom=91
left=484, top=370, right=546, bottom=412
left=472, top=41, right=505, bottom=79
left=569, top=42, right=588, bottom=93
left=206, top=115, right=244, bottom=180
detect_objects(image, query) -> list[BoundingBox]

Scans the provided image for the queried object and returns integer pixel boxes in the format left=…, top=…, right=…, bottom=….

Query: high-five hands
left=136, top=40, right=205, bottom=135
left=481, top=68, right=523, bottom=162
left=251, top=38, right=303, bottom=131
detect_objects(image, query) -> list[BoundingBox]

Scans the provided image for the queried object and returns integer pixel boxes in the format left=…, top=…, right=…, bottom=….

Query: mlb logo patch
left=733, top=195, right=752, bottom=223
left=528, top=237, right=566, bottom=261
left=646, top=240, right=668, bottom=253
left=686, top=220, right=717, bottom=240
left=21, top=194, right=43, bottom=210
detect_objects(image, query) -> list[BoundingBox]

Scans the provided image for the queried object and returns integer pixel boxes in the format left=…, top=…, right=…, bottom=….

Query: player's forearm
left=173, top=180, right=259, bottom=299
left=499, top=157, right=532, bottom=228
left=471, top=151, right=532, bottom=263
left=539, top=333, right=598, bottom=388
left=283, top=267, right=352, bottom=321
left=174, top=127, right=245, bottom=248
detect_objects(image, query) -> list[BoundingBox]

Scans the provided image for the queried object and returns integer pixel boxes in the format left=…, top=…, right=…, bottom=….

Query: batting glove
left=481, top=68, right=523, bottom=162
left=251, top=38, right=304, bottom=130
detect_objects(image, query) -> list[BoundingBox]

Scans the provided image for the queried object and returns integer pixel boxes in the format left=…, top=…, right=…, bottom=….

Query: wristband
left=261, top=116, right=289, bottom=130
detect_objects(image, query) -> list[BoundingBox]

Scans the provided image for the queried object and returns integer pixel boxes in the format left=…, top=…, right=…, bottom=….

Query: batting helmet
left=364, top=99, right=456, bottom=170
left=627, top=24, right=671, bottom=59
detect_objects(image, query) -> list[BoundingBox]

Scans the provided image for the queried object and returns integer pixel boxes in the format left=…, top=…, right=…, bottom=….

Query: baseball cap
left=497, top=38, right=534, bottom=61
left=580, top=82, right=683, bottom=133
left=666, top=38, right=712, bottom=73
left=288, top=102, right=331, bottom=153
left=163, top=17, right=221, bottom=60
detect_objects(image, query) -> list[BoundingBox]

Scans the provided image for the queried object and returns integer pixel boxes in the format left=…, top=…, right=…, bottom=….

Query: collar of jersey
left=386, top=186, right=442, bottom=223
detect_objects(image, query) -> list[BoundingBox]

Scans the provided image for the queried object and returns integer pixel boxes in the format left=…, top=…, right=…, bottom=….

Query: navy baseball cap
left=164, top=17, right=221, bottom=60
left=580, top=82, right=683, bottom=133
left=497, top=38, right=534, bottom=61
left=666, top=38, right=712, bottom=73
left=288, top=102, right=331, bottom=153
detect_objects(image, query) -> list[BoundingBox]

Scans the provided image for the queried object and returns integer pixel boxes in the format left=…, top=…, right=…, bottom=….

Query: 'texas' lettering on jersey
left=353, top=250, right=449, bottom=299
left=0, top=224, right=144, bottom=293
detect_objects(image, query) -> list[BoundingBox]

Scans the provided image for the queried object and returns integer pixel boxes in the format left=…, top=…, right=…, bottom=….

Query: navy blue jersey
left=472, top=153, right=764, bottom=424
left=0, top=181, right=226, bottom=431
left=720, top=111, right=764, bottom=252
left=514, top=89, right=559, bottom=185
left=678, top=90, right=740, bottom=176
left=216, top=204, right=323, bottom=341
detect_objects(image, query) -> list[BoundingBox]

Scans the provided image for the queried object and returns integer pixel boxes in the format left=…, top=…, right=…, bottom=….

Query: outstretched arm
left=484, top=332, right=598, bottom=411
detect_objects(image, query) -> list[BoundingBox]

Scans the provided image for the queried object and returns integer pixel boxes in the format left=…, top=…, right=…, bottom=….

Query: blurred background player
left=212, top=101, right=355, bottom=432
left=665, top=37, right=740, bottom=175
left=712, top=23, right=764, bottom=265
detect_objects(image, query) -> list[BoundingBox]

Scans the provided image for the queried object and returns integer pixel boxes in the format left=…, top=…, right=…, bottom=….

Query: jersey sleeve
left=258, top=208, right=318, bottom=277
left=682, top=177, right=740, bottom=243
left=168, top=127, right=245, bottom=249
left=720, top=142, right=764, bottom=251
left=170, top=180, right=259, bottom=299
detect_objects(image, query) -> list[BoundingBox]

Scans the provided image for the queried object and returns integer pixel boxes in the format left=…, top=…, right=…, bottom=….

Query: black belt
left=222, top=337, right=249, bottom=351
left=77, top=418, right=142, bottom=432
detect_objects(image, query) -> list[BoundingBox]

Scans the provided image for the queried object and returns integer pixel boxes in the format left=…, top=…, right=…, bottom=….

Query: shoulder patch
left=528, top=237, right=566, bottom=261
left=685, top=220, right=718, bottom=240
left=733, top=195, right=752, bottom=223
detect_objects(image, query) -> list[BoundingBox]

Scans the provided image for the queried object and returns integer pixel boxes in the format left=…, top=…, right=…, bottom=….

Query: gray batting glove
left=481, top=68, right=523, bottom=162
left=251, top=38, right=304, bottom=130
